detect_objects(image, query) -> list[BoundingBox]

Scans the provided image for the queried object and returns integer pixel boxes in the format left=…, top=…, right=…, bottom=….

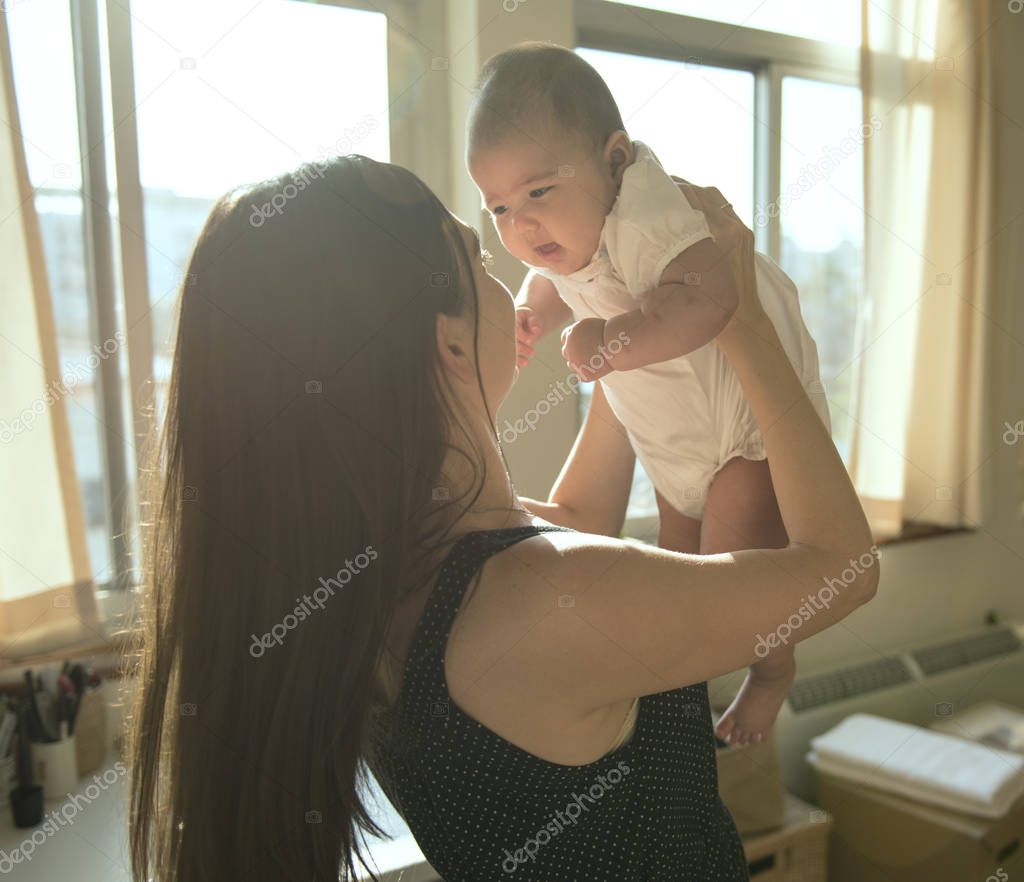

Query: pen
left=0, top=707, right=16, bottom=757
left=69, top=664, right=86, bottom=699
left=22, top=672, right=42, bottom=742
left=14, top=698, right=36, bottom=790
left=32, top=673, right=58, bottom=742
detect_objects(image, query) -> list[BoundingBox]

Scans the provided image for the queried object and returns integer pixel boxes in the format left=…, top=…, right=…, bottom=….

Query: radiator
left=773, top=622, right=1024, bottom=803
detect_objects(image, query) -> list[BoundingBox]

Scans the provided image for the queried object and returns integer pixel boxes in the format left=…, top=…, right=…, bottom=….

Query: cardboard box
left=817, top=772, right=1024, bottom=882
left=743, top=792, right=832, bottom=882
left=716, top=728, right=786, bottom=836
left=931, top=701, right=1024, bottom=754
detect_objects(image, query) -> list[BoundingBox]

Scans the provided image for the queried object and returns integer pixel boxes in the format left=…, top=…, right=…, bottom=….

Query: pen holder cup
left=74, top=689, right=107, bottom=776
left=34, top=735, right=79, bottom=802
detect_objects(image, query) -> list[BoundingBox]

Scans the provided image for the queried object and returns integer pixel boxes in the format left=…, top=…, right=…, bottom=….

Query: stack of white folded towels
left=806, top=712, right=1024, bottom=818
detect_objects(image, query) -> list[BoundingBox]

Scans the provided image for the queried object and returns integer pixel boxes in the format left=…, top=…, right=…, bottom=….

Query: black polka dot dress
left=365, top=524, right=750, bottom=881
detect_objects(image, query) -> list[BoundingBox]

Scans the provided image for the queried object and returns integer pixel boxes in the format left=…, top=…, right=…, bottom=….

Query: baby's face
left=469, top=133, right=619, bottom=275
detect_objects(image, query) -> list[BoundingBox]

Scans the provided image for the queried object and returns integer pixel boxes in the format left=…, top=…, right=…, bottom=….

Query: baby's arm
left=602, top=237, right=739, bottom=372
left=514, top=270, right=574, bottom=367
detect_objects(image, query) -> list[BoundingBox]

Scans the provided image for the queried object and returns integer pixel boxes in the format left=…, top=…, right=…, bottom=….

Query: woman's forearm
left=715, top=314, right=874, bottom=560
left=518, top=497, right=619, bottom=536
left=517, top=384, right=635, bottom=538
left=518, top=496, right=573, bottom=526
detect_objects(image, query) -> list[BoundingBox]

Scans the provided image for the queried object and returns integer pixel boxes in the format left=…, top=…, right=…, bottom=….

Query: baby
left=466, top=43, right=832, bottom=746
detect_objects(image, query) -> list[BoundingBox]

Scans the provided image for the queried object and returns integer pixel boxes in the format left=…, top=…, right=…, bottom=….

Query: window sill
left=0, top=632, right=133, bottom=685
left=873, top=522, right=974, bottom=547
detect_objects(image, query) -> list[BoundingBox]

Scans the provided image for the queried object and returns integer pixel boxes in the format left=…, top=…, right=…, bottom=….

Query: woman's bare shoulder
left=452, top=527, right=644, bottom=662
left=448, top=525, right=628, bottom=632
left=457, top=522, right=874, bottom=714
left=488, top=525, right=638, bottom=587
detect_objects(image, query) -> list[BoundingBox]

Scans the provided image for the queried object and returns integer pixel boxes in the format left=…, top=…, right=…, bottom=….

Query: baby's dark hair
left=467, top=42, right=626, bottom=157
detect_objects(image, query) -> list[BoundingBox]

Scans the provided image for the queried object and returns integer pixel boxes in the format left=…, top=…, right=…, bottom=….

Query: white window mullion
left=104, top=0, right=155, bottom=501
left=70, top=0, right=134, bottom=591
left=755, top=61, right=782, bottom=260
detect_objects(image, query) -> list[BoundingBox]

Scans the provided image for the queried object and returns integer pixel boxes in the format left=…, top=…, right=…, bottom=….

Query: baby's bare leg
left=654, top=488, right=702, bottom=554
left=700, top=455, right=795, bottom=746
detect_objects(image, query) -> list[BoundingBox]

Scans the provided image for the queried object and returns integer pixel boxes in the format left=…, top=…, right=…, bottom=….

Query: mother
left=126, top=155, right=877, bottom=882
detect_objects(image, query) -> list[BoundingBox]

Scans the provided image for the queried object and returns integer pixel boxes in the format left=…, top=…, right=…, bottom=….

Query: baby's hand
left=560, top=318, right=614, bottom=382
left=515, top=306, right=543, bottom=368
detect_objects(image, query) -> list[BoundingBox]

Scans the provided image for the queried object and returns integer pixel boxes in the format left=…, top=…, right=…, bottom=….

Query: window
left=577, top=4, right=864, bottom=533
left=7, top=0, right=114, bottom=580
left=7, top=1, right=390, bottom=590
left=125, top=0, right=390, bottom=424
left=778, top=77, right=865, bottom=461
left=576, top=48, right=756, bottom=225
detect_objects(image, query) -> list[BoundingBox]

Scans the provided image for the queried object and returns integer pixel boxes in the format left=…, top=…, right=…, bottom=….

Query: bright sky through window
left=10, top=0, right=389, bottom=197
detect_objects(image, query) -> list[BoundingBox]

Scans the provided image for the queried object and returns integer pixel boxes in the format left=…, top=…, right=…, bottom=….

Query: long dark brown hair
left=126, top=156, right=499, bottom=880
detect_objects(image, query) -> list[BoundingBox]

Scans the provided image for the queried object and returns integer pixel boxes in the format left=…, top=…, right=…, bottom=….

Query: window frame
left=575, top=0, right=862, bottom=538
left=48, top=0, right=412, bottom=605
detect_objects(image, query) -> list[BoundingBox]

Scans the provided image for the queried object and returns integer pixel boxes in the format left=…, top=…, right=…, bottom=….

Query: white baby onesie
left=534, top=141, right=832, bottom=520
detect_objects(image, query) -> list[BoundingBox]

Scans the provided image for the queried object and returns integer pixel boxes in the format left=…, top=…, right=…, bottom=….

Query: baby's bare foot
left=714, top=659, right=796, bottom=747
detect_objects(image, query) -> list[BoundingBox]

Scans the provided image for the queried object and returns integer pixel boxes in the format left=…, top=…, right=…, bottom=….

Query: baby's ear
left=604, top=131, right=634, bottom=185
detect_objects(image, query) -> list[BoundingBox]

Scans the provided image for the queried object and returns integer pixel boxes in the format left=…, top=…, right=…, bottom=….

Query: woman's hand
left=670, top=179, right=767, bottom=337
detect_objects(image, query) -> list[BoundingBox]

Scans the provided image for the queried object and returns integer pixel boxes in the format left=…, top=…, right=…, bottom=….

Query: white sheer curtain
left=0, top=13, right=101, bottom=661
left=850, top=0, right=998, bottom=538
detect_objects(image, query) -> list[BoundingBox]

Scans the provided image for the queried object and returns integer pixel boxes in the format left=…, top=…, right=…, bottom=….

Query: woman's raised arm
left=511, top=186, right=879, bottom=711
left=519, top=381, right=636, bottom=537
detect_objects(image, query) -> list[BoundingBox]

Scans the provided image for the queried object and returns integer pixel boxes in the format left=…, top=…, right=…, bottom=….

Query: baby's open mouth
left=534, top=242, right=560, bottom=256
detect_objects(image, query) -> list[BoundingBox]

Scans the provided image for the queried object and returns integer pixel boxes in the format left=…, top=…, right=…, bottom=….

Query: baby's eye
left=491, top=205, right=507, bottom=216
left=529, top=186, right=553, bottom=199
